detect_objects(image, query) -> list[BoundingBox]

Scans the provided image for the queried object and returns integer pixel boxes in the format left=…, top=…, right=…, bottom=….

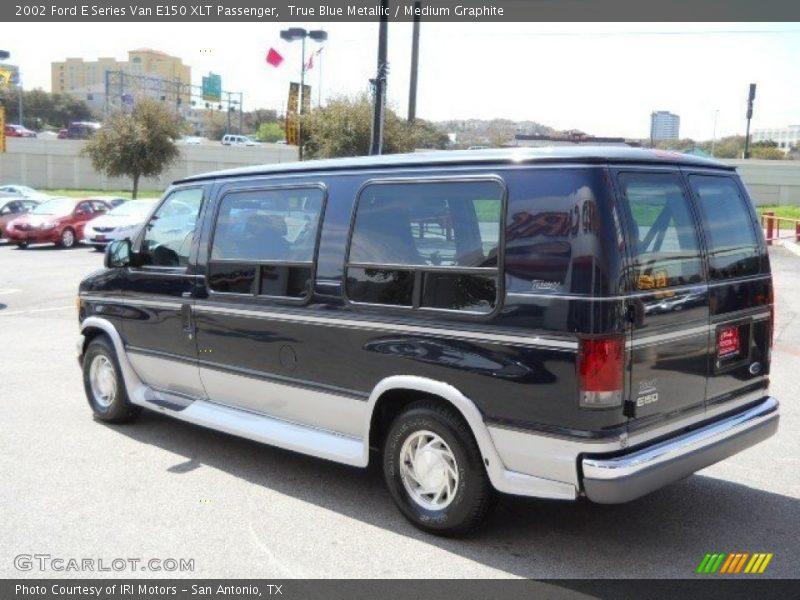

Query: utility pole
left=711, top=109, right=719, bottom=157
left=370, top=0, right=389, bottom=155
left=743, top=83, right=756, bottom=159
left=408, top=0, right=421, bottom=122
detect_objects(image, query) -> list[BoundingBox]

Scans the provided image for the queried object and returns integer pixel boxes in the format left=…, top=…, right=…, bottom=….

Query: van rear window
left=618, top=172, right=704, bottom=290
left=688, top=175, right=761, bottom=280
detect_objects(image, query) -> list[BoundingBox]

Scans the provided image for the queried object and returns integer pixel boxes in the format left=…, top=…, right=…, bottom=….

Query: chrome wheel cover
left=62, top=229, right=74, bottom=247
left=89, top=355, right=117, bottom=408
left=399, top=430, right=459, bottom=510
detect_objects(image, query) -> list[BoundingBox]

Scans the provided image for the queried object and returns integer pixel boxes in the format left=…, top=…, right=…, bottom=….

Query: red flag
left=266, top=48, right=284, bottom=67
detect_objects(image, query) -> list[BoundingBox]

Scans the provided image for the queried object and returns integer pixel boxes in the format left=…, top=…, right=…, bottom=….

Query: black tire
left=92, top=244, right=105, bottom=252
left=82, top=335, right=140, bottom=423
left=16, top=242, right=28, bottom=249
left=383, top=401, right=494, bottom=536
left=58, top=227, right=76, bottom=248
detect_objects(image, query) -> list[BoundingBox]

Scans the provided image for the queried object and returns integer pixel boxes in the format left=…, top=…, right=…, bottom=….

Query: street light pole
left=408, top=0, right=421, bottom=122
left=370, top=0, right=389, bottom=155
left=281, top=28, right=327, bottom=161
left=744, top=83, right=756, bottom=159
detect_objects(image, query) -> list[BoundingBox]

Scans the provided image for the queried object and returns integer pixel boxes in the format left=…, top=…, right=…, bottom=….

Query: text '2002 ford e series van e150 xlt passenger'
left=76, top=147, right=779, bottom=535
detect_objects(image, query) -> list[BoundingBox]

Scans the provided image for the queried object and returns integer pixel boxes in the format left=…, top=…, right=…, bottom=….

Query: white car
left=0, top=185, right=51, bottom=201
left=82, top=200, right=155, bottom=249
left=221, top=134, right=259, bottom=146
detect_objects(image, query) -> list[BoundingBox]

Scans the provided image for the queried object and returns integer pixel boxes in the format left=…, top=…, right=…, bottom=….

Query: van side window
left=208, top=186, right=325, bottom=298
left=346, top=180, right=503, bottom=314
left=139, top=187, right=204, bottom=268
left=618, top=172, right=704, bottom=290
left=689, top=175, right=760, bottom=280
left=504, top=168, right=621, bottom=296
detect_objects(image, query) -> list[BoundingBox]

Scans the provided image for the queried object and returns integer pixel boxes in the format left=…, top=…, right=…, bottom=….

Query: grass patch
left=42, top=188, right=162, bottom=200
left=757, top=205, right=800, bottom=220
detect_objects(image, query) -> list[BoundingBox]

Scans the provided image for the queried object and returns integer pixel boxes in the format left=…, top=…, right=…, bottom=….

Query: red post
left=765, top=211, right=774, bottom=246
left=795, top=221, right=800, bottom=243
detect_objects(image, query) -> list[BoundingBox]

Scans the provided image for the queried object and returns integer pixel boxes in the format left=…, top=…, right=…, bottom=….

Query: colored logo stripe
left=698, top=552, right=773, bottom=574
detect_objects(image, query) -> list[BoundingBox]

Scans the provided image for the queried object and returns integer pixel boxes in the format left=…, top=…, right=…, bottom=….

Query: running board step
left=146, top=397, right=366, bottom=467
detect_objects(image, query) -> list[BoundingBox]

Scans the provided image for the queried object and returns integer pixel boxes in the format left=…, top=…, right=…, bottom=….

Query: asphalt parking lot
left=1, top=241, right=798, bottom=579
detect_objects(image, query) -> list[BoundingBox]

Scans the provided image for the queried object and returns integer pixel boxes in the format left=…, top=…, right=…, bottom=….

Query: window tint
left=504, top=168, right=621, bottom=295
left=208, top=186, right=325, bottom=298
left=689, top=175, right=760, bottom=279
left=346, top=180, right=503, bottom=314
left=618, top=172, right=703, bottom=290
left=140, top=188, right=204, bottom=268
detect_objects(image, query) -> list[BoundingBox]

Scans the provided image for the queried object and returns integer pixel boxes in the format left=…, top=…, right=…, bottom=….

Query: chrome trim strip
left=582, top=397, right=779, bottom=481
left=79, top=294, right=577, bottom=350
left=194, top=303, right=578, bottom=350
left=630, top=325, right=710, bottom=348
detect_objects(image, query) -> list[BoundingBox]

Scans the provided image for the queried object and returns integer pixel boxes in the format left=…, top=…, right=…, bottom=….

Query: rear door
left=685, top=172, right=772, bottom=413
left=615, top=170, right=710, bottom=426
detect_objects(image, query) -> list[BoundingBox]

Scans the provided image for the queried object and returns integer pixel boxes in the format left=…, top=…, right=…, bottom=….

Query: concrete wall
left=0, top=137, right=298, bottom=193
left=724, top=159, right=800, bottom=206
left=2, top=138, right=800, bottom=205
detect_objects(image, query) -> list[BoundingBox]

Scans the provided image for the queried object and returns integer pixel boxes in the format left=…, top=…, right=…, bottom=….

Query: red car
left=4, top=197, right=110, bottom=248
left=4, top=124, right=37, bottom=138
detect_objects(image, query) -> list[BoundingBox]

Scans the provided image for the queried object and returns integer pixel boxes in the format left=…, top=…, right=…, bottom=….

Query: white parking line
left=0, top=288, right=22, bottom=295
left=0, top=305, right=73, bottom=317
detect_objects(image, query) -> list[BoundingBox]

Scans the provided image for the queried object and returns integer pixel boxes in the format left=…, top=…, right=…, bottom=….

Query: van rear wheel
left=383, top=402, right=494, bottom=536
left=82, top=335, right=140, bottom=423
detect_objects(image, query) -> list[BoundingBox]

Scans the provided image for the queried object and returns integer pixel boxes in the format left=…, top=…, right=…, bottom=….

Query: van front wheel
left=82, top=335, right=140, bottom=423
left=383, top=402, right=494, bottom=536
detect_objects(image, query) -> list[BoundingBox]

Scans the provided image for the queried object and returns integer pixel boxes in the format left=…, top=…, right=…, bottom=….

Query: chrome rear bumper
left=581, top=396, right=779, bottom=503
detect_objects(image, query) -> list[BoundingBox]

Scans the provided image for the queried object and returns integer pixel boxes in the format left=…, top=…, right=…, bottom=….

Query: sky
left=2, top=22, right=799, bottom=140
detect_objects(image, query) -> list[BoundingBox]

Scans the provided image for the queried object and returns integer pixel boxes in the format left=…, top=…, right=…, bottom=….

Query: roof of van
left=176, top=146, right=735, bottom=184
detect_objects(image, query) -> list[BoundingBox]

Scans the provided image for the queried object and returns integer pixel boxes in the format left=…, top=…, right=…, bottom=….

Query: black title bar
left=4, top=0, right=800, bottom=22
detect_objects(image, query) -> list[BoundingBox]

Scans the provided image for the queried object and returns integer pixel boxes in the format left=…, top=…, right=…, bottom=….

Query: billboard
left=285, top=82, right=311, bottom=146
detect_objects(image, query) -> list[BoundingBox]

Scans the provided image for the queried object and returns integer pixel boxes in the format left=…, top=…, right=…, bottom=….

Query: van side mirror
left=105, top=239, right=132, bottom=268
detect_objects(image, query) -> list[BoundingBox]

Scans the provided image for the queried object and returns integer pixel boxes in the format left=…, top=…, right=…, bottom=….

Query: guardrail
left=761, top=211, right=800, bottom=246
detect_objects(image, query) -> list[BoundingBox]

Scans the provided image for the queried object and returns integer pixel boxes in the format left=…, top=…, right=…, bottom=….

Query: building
left=51, top=49, right=191, bottom=115
left=752, top=125, right=800, bottom=153
left=650, top=111, right=680, bottom=141
left=514, top=130, right=638, bottom=148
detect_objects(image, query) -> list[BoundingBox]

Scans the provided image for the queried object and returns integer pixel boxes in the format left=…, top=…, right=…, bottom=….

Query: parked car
left=57, top=129, right=68, bottom=139
left=65, top=121, right=101, bottom=140
left=0, top=197, right=39, bottom=241
left=4, top=124, right=37, bottom=138
left=84, top=195, right=126, bottom=209
left=221, top=134, right=259, bottom=146
left=5, top=197, right=109, bottom=248
left=0, top=184, right=51, bottom=201
left=83, top=199, right=155, bottom=249
left=76, top=147, right=779, bottom=535
left=178, top=136, right=203, bottom=145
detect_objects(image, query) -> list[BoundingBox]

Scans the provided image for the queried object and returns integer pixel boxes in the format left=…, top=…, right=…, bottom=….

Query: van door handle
left=181, top=304, right=194, bottom=340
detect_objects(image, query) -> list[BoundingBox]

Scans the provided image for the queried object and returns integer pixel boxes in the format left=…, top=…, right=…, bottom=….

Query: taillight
left=578, top=336, right=624, bottom=408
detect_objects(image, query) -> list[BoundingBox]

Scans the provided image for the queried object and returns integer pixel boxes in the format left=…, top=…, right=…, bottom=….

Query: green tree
left=255, top=121, right=285, bottom=143
left=0, top=88, right=92, bottom=129
left=303, top=93, right=448, bottom=159
left=83, top=98, right=181, bottom=198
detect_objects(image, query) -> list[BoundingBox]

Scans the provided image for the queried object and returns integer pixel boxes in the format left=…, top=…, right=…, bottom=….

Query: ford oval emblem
left=749, top=362, right=762, bottom=375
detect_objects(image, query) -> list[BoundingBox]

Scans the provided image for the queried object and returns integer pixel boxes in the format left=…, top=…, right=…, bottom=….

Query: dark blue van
left=76, top=148, right=779, bottom=535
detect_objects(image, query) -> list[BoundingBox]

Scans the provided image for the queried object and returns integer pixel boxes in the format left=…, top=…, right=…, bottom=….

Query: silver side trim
left=631, top=324, right=710, bottom=348
left=79, top=295, right=577, bottom=350
left=194, top=305, right=578, bottom=350
left=582, top=397, right=779, bottom=481
left=78, top=319, right=576, bottom=499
